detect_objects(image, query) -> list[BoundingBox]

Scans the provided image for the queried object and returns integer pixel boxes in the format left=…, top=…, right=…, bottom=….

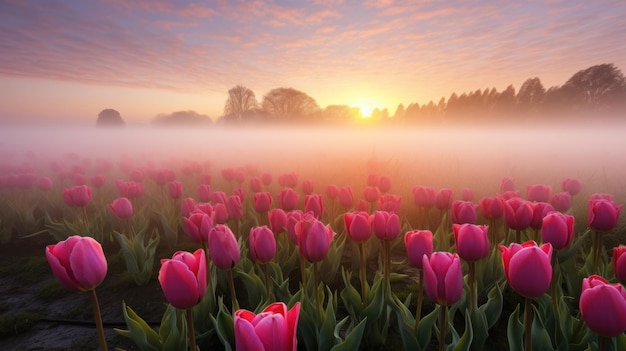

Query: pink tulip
left=435, top=188, right=454, bottom=210
left=208, top=224, right=240, bottom=270
left=541, top=212, right=574, bottom=250
left=500, top=177, right=515, bottom=192
left=338, top=186, right=354, bottom=209
left=222, top=168, right=235, bottom=182
left=278, top=172, right=298, bottom=188
left=579, top=275, right=626, bottom=337
left=422, top=252, right=463, bottom=306
left=588, top=198, right=623, bottom=232
left=295, top=217, right=335, bottom=263
left=234, top=187, right=248, bottom=202
left=249, top=226, right=277, bottom=263
left=234, top=168, right=246, bottom=185
left=184, top=211, right=213, bottom=243
left=158, top=249, right=207, bottom=309
left=38, top=177, right=53, bottom=191
left=62, top=185, right=92, bottom=207
left=249, top=177, right=263, bottom=193
left=363, top=186, right=381, bottom=203
left=254, top=192, right=273, bottom=214
left=211, top=191, right=228, bottom=205
left=404, top=230, right=433, bottom=269
left=503, top=197, right=534, bottom=231
left=234, top=302, right=300, bottom=351
left=529, top=202, right=554, bottom=230
left=500, top=241, right=552, bottom=298
left=269, top=209, right=287, bottom=234
left=451, top=200, right=477, bottom=224
left=301, top=179, right=314, bottom=195
left=561, top=178, right=582, bottom=196
left=325, top=184, right=339, bottom=200
left=108, top=197, right=134, bottom=219
left=90, top=174, right=106, bottom=188
left=356, top=199, right=369, bottom=212
left=478, top=196, right=504, bottom=220
left=304, top=194, right=324, bottom=219
left=453, top=224, right=490, bottom=262
left=372, top=210, right=401, bottom=241
left=412, top=186, right=436, bottom=208
left=613, top=246, right=626, bottom=285
left=526, top=184, right=552, bottom=203
left=261, top=172, right=272, bottom=186
left=344, top=211, right=372, bottom=243
left=366, top=174, right=379, bottom=187
left=286, top=210, right=306, bottom=244
left=461, top=188, right=474, bottom=202
left=199, top=173, right=211, bottom=185
left=117, top=181, right=144, bottom=199
left=181, top=197, right=196, bottom=218
left=167, top=181, right=183, bottom=199
left=550, top=192, right=572, bottom=212
left=499, top=190, right=521, bottom=200
left=378, top=194, right=401, bottom=213
left=227, top=195, right=243, bottom=220
left=197, top=184, right=211, bottom=202
left=195, top=202, right=213, bottom=215
left=278, top=188, right=300, bottom=211
left=212, top=203, right=230, bottom=224
left=378, top=176, right=392, bottom=193
left=45, top=235, right=107, bottom=292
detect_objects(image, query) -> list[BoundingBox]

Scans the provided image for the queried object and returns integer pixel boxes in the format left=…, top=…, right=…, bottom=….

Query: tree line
left=218, top=63, right=626, bottom=125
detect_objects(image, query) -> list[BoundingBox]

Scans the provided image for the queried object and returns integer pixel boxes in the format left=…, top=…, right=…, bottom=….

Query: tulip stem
left=202, top=242, right=212, bottom=291
left=262, top=262, right=272, bottom=301
left=592, top=230, right=603, bottom=275
left=598, top=335, right=607, bottom=351
left=82, top=206, right=90, bottom=235
left=383, top=239, right=391, bottom=302
left=414, top=268, right=423, bottom=331
left=358, top=242, right=369, bottom=304
left=468, top=261, right=476, bottom=315
left=186, top=309, right=197, bottom=351
left=90, top=289, right=108, bottom=351
left=299, top=254, right=308, bottom=289
left=525, top=297, right=532, bottom=351
left=438, top=305, right=447, bottom=351
left=551, top=253, right=561, bottom=347
left=228, top=269, right=239, bottom=311
left=313, top=262, right=323, bottom=324
left=515, top=229, right=521, bottom=244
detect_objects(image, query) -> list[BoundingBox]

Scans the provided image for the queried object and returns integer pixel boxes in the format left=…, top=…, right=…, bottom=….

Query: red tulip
left=254, top=192, right=273, bottom=214
left=541, top=212, right=574, bottom=250
left=269, top=209, right=287, bottom=234
left=295, top=217, right=335, bottom=263
left=46, top=235, right=107, bottom=292
left=526, top=184, right=552, bottom=203
left=412, top=186, right=436, bottom=208
left=167, top=181, right=182, bottom=199
left=435, top=188, right=454, bottom=210
left=550, top=192, right=572, bottom=212
left=197, top=184, right=211, bottom=202
left=249, top=226, right=276, bottom=263
left=451, top=200, right=477, bottom=224
left=184, top=211, right=213, bottom=243
left=344, top=211, right=372, bottom=243
left=62, top=185, right=92, bottom=207
left=422, top=252, right=463, bottom=306
left=478, top=196, right=504, bottom=220
left=588, top=198, right=623, bottom=232
left=561, top=178, right=582, bottom=196
left=453, top=224, right=490, bottom=261
left=304, top=194, right=324, bottom=219
left=372, top=210, right=401, bottom=241
left=108, top=197, right=134, bottom=219
left=158, top=249, right=206, bottom=309
left=404, top=230, right=433, bottom=269
left=338, top=186, right=354, bottom=209
left=503, top=197, right=534, bottom=231
left=613, top=246, right=626, bottom=285
left=278, top=188, right=299, bottom=211
left=500, top=241, right=552, bottom=298
left=579, top=275, right=626, bottom=337
left=208, top=224, right=240, bottom=270
left=234, top=302, right=300, bottom=351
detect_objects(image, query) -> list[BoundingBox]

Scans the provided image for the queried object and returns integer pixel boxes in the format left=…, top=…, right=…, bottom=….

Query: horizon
left=1, top=1, right=625, bottom=124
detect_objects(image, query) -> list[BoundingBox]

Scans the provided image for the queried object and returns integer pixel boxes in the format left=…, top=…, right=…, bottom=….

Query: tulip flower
left=499, top=241, right=552, bottom=298
left=304, top=194, right=324, bottom=219
left=434, top=188, right=453, bottom=211
left=372, top=210, right=401, bottom=241
left=500, top=177, right=515, bottom=192
left=261, top=172, right=272, bottom=186
left=344, top=211, right=372, bottom=243
left=278, top=172, right=298, bottom=188
left=541, top=212, right=574, bottom=250
left=234, top=168, right=246, bottom=185
left=561, top=178, right=582, bottom=196
left=117, top=181, right=144, bottom=199
left=405, top=229, right=434, bottom=327
left=613, top=246, right=626, bottom=286
left=363, top=186, right=381, bottom=205
left=325, top=184, right=339, bottom=199
left=211, top=190, right=228, bottom=205
left=197, top=183, right=211, bottom=202
left=366, top=173, right=379, bottom=187
left=579, top=275, right=626, bottom=338
left=212, top=203, right=230, bottom=224
left=461, top=188, right=474, bottom=202
left=278, top=188, right=300, bottom=211
left=269, top=208, right=287, bottom=234
left=338, top=186, right=354, bottom=209
left=108, top=197, right=134, bottom=220
left=90, top=174, right=106, bottom=188
left=301, top=179, right=314, bottom=195
left=46, top=235, right=109, bottom=350
left=249, top=226, right=276, bottom=264
left=451, top=200, right=477, bottom=225
left=181, top=197, right=196, bottom=218
left=234, top=187, right=247, bottom=202
left=38, top=176, right=53, bottom=191
left=222, top=167, right=235, bottom=182
left=378, top=175, right=392, bottom=193
left=234, top=302, right=300, bottom=351
left=378, top=194, right=401, bottom=213
left=504, top=197, right=534, bottom=242
left=550, top=191, right=572, bottom=212
left=62, top=185, right=92, bottom=207
left=184, top=211, right=213, bottom=243
left=209, top=224, right=241, bottom=309
left=453, top=224, right=489, bottom=262
left=412, top=186, right=436, bottom=208
left=588, top=198, right=622, bottom=232
left=227, top=195, right=243, bottom=220
left=295, top=217, right=335, bottom=263
left=285, top=210, right=306, bottom=244
left=526, top=184, right=552, bottom=203
left=167, top=181, right=183, bottom=199
left=249, top=176, right=263, bottom=192
left=158, top=249, right=207, bottom=310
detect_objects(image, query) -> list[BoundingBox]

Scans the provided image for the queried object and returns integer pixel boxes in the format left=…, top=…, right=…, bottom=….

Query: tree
left=261, top=88, right=319, bottom=120
left=322, top=105, right=360, bottom=122
left=96, top=109, right=125, bottom=127
left=517, top=77, right=546, bottom=113
left=224, top=85, right=259, bottom=121
left=561, top=63, right=626, bottom=110
left=152, top=111, right=212, bottom=126
left=393, top=104, right=405, bottom=119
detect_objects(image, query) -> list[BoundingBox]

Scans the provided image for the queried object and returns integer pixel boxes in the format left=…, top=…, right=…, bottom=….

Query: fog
left=1, top=123, right=625, bottom=203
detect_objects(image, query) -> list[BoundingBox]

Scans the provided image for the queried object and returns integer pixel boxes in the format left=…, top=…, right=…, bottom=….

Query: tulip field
left=0, top=126, right=625, bottom=351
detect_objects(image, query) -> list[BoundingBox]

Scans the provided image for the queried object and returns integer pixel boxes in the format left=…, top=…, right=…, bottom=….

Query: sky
left=1, top=0, right=625, bottom=124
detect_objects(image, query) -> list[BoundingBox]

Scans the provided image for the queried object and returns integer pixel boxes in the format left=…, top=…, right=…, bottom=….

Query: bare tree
left=261, top=88, right=319, bottom=120
left=224, top=85, right=258, bottom=121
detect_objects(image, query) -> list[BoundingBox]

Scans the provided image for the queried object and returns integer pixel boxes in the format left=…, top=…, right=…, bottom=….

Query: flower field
left=0, top=125, right=625, bottom=351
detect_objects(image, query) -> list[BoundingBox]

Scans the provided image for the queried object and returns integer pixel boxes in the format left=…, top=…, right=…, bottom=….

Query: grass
left=0, top=311, right=41, bottom=337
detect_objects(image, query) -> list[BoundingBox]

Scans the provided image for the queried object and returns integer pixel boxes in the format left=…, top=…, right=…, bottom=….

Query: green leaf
left=115, top=301, right=161, bottom=351
left=452, top=309, right=474, bottom=351
left=507, top=304, right=524, bottom=351
left=210, top=298, right=234, bottom=351
left=417, top=305, right=440, bottom=349
left=331, top=317, right=368, bottom=351
left=531, top=305, right=554, bottom=351
left=160, top=305, right=187, bottom=351
left=468, top=306, right=488, bottom=350
left=319, top=290, right=337, bottom=351
left=479, top=283, right=503, bottom=329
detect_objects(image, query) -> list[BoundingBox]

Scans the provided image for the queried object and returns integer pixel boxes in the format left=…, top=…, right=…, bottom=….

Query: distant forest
left=216, top=63, right=625, bottom=125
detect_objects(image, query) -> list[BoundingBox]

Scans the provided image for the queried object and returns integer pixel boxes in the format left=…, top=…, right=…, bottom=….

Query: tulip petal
left=508, top=246, right=552, bottom=298
left=580, top=285, right=626, bottom=337
left=69, top=238, right=107, bottom=291
left=234, top=316, right=265, bottom=351
left=46, top=246, right=80, bottom=292
left=255, top=313, right=286, bottom=351
left=158, top=260, right=200, bottom=309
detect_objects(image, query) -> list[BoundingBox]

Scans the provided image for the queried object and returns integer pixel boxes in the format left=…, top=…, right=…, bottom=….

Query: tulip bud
left=372, top=210, right=401, bottom=241
left=108, top=197, right=134, bottom=219
left=579, top=275, right=626, bottom=337
left=453, top=224, right=489, bottom=261
left=344, top=211, right=372, bottom=243
left=249, top=226, right=276, bottom=263
left=404, top=230, right=433, bottom=269
left=278, top=188, right=299, bottom=211
left=541, top=212, right=574, bottom=250
left=159, top=249, right=206, bottom=309
left=588, top=198, right=623, bottom=232
left=46, top=235, right=107, bottom=292
left=208, top=224, right=240, bottom=270
left=422, top=252, right=463, bottom=306
left=500, top=241, right=552, bottom=298
left=254, top=192, right=273, bottom=214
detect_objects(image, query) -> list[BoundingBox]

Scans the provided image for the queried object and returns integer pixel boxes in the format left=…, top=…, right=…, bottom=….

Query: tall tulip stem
left=90, top=289, right=108, bottom=351
left=468, top=261, right=476, bottom=314
left=228, top=269, right=239, bottom=311
left=414, top=268, right=423, bottom=331
left=598, top=335, right=607, bottom=351
left=202, top=242, right=212, bottom=291
left=438, top=305, right=447, bottom=351
left=525, top=297, right=533, bottom=351
left=186, top=309, right=197, bottom=351
left=262, top=262, right=271, bottom=301
left=551, top=253, right=561, bottom=346
left=515, top=229, right=521, bottom=243
left=313, top=262, right=323, bottom=324
left=358, top=242, right=369, bottom=304
left=299, top=254, right=308, bottom=289
left=383, top=239, right=391, bottom=302
left=592, top=230, right=603, bottom=274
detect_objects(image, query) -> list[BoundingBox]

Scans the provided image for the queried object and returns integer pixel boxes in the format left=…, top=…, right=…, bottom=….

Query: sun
left=352, top=100, right=377, bottom=119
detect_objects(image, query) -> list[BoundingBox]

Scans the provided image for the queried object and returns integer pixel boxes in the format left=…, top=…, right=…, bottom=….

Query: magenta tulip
left=550, top=192, right=572, bottom=212
left=208, top=224, right=240, bottom=270
left=372, top=210, right=401, bottom=241
left=325, top=184, right=339, bottom=199
left=526, top=184, right=552, bottom=203
left=422, top=252, right=463, bottom=306
left=451, top=200, right=477, bottom=224
left=184, top=211, right=213, bottom=243
left=541, top=212, right=574, bottom=250
left=212, top=203, right=230, bottom=224
left=363, top=186, right=381, bottom=203
left=500, top=241, right=552, bottom=298
left=158, top=249, right=207, bottom=309
left=503, top=197, right=534, bottom=231
left=613, top=246, right=626, bottom=285
left=167, top=181, right=183, bottom=199
left=90, top=174, right=106, bottom=188
left=404, top=230, right=433, bottom=269
left=62, top=185, right=92, bottom=207
left=227, top=195, right=243, bottom=220
left=378, top=194, right=401, bottom=213
left=269, top=208, right=287, bottom=234
left=461, top=188, right=474, bottom=202
left=338, top=186, right=354, bottom=209
left=378, top=176, right=392, bottom=193
left=561, top=178, right=582, bottom=196
left=234, top=302, right=300, bottom=351
left=435, top=188, right=454, bottom=210
left=478, top=196, right=504, bottom=220
left=304, top=194, right=324, bottom=219
left=295, top=217, right=335, bottom=263
left=254, top=192, right=273, bottom=214
left=588, top=198, right=623, bottom=232
left=249, top=177, right=263, bottom=193
left=286, top=210, right=306, bottom=244
left=529, top=202, right=555, bottom=230
left=46, top=235, right=107, bottom=292
left=412, top=186, right=436, bottom=208
left=249, top=226, right=277, bottom=263
left=181, top=197, right=196, bottom=218
left=344, top=211, right=372, bottom=243
left=579, top=275, right=626, bottom=337
left=108, top=197, right=134, bottom=219
left=278, top=172, right=298, bottom=188
left=278, top=188, right=299, bottom=211
left=453, top=224, right=490, bottom=261
left=301, top=179, right=314, bottom=195
left=197, top=184, right=211, bottom=202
